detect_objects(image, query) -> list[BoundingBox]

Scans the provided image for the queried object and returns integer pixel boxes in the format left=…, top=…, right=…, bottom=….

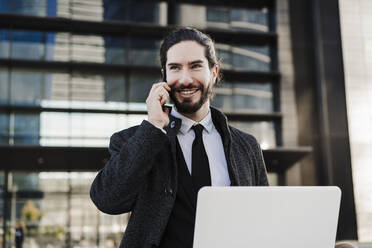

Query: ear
left=210, top=65, right=219, bottom=86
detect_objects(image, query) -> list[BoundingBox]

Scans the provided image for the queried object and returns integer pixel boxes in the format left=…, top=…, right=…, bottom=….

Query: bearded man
left=90, top=27, right=268, bottom=248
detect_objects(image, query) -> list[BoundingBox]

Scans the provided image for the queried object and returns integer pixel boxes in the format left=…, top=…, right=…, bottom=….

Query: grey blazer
left=90, top=107, right=269, bottom=248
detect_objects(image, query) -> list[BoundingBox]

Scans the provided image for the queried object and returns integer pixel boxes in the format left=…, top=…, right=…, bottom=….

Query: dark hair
left=160, top=27, right=221, bottom=81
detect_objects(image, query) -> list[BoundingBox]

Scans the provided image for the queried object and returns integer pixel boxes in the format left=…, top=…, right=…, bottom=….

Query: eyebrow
left=167, top=60, right=204, bottom=67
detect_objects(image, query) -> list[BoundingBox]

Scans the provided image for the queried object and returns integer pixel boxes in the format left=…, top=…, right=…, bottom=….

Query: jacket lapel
left=210, top=107, right=240, bottom=186
left=164, top=115, right=181, bottom=192
left=165, top=114, right=197, bottom=207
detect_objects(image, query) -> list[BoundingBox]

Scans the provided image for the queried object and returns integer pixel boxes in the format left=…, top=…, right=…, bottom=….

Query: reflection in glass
left=213, top=82, right=273, bottom=112
left=1, top=30, right=162, bottom=66
left=4, top=172, right=129, bottom=247
left=103, top=0, right=161, bottom=24
left=39, top=112, right=147, bottom=147
left=207, top=7, right=269, bottom=32
left=0, top=29, right=11, bottom=58
left=3, top=69, right=128, bottom=105
left=10, top=70, right=52, bottom=105
left=229, top=120, right=276, bottom=148
left=0, top=112, right=9, bottom=144
left=0, top=0, right=163, bottom=25
left=13, top=113, right=40, bottom=145
left=129, top=73, right=159, bottom=103
left=0, top=111, right=145, bottom=147
left=127, top=38, right=160, bottom=66
left=0, top=68, right=9, bottom=103
left=176, top=4, right=269, bottom=32
left=0, top=0, right=56, bottom=17
left=217, top=44, right=271, bottom=71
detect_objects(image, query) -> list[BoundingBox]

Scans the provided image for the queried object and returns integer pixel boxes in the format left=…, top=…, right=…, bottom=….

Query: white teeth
left=180, top=89, right=197, bottom=95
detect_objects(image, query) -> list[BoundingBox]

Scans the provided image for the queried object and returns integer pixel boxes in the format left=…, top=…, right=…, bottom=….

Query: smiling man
left=90, top=27, right=268, bottom=248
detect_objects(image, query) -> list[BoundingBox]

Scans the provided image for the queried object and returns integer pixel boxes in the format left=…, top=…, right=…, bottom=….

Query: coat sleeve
left=90, top=120, right=168, bottom=215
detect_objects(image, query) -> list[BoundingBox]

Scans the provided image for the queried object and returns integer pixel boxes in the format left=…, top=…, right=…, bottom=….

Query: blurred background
left=0, top=0, right=371, bottom=247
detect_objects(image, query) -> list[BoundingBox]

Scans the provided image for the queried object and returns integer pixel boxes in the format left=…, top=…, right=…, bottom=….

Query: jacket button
left=170, top=121, right=175, bottom=128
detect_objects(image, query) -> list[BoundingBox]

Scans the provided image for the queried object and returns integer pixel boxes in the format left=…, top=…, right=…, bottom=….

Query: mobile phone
left=162, top=68, right=167, bottom=82
left=161, top=68, right=172, bottom=112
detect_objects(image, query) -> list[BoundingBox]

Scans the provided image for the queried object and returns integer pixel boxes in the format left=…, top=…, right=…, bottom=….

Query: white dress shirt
left=171, top=108, right=231, bottom=187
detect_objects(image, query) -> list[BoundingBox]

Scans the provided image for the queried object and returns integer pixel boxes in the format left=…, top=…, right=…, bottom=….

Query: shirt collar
left=171, top=107, right=213, bottom=135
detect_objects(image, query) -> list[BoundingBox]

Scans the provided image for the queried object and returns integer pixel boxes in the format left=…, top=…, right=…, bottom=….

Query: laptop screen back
left=193, top=186, right=341, bottom=248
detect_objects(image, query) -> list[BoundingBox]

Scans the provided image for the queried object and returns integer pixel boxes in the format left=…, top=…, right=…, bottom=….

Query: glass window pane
left=0, top=68, right=9, bottom=103
left=0, top=0, right=164, bottom=25
left=233, top=45, right=271, bottom=71
left=3, top=31, right=162, bottom=66
left=0, top=0, right=53, bottom=16
left=6, top=69, right=127, bottom=106
left=0, top=112, right=9, bottom=144
left=11, top=30, right=49, bottom=60
left=128, top=38, right=160, bottom=66
left=229, top=120, right=276, bottom=148
left=6, top=171, right=129, bottom=247
left=13, top=113, right=40, bottom=145
left=217, top=44, right=271, bottom=71
left=0, top=29, right=11, bottom=58
left=129, top=72, right=158, bottom=103
left=39, top=112, right=147, bottom=147
left=213, top=82, right=274, bottom=112
left=230, top=7, right=269, bottom=32
left=207, top=7, right=230, bottom=23
left=176, top=4, right=270, bottom=32
left=10, top=70, right=45, bottom=105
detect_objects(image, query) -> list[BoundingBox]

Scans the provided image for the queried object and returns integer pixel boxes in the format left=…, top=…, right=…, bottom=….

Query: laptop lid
left=193, top=186, right=341, bottom=248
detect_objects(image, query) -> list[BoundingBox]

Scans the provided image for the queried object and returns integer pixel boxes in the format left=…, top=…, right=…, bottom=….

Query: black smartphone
left=161, top=68, right=172, bottom=112
left=162, top=68, right=167, bottom=82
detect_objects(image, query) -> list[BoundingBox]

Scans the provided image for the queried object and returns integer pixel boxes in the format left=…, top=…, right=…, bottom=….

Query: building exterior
left=0, top=0, right=370, bottom=247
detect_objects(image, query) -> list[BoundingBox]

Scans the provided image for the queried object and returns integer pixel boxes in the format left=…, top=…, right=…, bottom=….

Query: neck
left=179, top=101, right=210, bottom=122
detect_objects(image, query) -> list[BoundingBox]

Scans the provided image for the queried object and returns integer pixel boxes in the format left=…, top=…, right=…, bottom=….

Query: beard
left=170, top=81, right=213, bottom=114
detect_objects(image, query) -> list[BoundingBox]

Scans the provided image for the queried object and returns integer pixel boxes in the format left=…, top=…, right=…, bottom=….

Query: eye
left=169, top=65, right=179, bottom=71
left=191, top=64, right=202, bottom=69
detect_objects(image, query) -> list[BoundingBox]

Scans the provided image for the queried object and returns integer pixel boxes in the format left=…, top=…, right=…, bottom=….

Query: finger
left=159, top=91, right=169, bottom=104
left=162, top=83, right=171, bottom=91
left=150, top=82, right=166, bottom=92
left=156, top=86, right=169, bottom=98
left=159, top=82, right=171, bottom=91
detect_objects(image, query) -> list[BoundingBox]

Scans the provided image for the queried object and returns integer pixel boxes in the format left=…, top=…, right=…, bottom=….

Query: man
left=90, top=27, right=268, bottom=248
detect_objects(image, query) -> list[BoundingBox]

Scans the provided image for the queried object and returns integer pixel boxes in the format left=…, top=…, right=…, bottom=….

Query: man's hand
left=146, top=82, right=171, bottom=129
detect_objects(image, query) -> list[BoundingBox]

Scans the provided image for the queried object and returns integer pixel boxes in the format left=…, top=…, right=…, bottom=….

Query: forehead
left=166, top=41, right=207, bottom=64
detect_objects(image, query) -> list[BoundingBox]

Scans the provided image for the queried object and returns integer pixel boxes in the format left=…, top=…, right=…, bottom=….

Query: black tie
left=191, top=124, right=211, bottom=193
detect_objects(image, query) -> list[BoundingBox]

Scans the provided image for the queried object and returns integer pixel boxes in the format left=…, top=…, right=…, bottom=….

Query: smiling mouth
left=178, top=88, right=199, bottom=97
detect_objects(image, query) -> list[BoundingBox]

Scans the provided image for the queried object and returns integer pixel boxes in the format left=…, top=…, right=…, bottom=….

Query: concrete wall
left=339, top=0, right=372, bottom=242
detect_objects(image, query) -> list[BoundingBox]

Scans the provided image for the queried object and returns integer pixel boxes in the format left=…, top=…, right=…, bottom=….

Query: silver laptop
left=193, top=186, right=341, bottom=248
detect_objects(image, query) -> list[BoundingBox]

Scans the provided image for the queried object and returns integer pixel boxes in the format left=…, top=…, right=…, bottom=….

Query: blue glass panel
left=217, top=44, right=271, bottom=71
left=212, top=82, right=273, bottom=112
left=13, top=113, right=40, bottom=145
left=0, top=112, right=9, bottom=144
left=0, top=0, right=57, bottom=17
left=128, top=38, right=160, bottom=66
left=129, top=72, right=159, bottom=103
left=206, top=6, right=269, bottom=32
left=103, top=0, right=160, bottom=24
left=0, top=69, right=9, bottom=103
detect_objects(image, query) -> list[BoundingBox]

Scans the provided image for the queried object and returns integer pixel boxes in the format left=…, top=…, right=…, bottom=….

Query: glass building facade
left=0, top=0, right=286, bottom=247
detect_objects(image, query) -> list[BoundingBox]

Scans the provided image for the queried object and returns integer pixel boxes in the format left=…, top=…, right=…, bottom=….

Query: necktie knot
left=192, top=124, right=204, bottom=138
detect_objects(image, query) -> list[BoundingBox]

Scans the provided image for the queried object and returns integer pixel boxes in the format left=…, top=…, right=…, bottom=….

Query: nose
left=178, top=69, right=193, bottom=85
